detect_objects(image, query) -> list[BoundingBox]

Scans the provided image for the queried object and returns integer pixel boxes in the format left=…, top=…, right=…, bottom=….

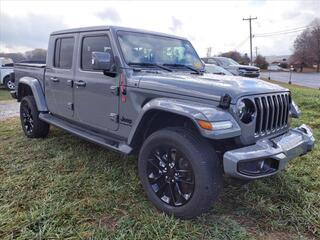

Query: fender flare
left=18, top=77, right=48, bottom=112
left=128, top=98, right=241, bottom=145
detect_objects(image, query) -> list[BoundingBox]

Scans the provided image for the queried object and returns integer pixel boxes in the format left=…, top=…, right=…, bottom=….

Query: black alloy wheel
left=21, top=101, right=34, bottom=135
left=139, top=127, right=223, bottom=218
left=20, top=96, right=49, bottom=138
left=147, top=146, right=195, bottom=207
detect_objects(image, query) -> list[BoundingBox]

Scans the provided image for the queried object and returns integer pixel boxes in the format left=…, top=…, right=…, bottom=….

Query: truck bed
left=14, top=62, right=46, bottom=90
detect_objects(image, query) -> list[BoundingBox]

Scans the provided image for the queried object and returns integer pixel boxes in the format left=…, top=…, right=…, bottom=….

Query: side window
left=207, top=59, right=217, bottom=65
left=54, top=37, right=74, bottom=69
left=81, top=35, right=111, bottom=71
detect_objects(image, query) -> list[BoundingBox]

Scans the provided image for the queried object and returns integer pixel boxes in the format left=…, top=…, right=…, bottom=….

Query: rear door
left=73, top=31, right=119, bottom=131
left=45, top=34, right=77, bottom=119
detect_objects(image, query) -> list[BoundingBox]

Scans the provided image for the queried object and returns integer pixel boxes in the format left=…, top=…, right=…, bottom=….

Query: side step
left=39, top=113, right=132, bottom=154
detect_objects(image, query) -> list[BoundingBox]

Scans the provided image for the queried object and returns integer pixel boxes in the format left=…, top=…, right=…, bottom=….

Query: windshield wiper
left=127, top=62, right=172, bottom=72
left=163, top=63, right=203, bottom=75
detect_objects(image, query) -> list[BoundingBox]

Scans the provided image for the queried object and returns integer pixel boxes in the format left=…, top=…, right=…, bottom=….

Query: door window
left=81, top=35, right=112, bottom=71
left=54, top=37, right=74, bottom=69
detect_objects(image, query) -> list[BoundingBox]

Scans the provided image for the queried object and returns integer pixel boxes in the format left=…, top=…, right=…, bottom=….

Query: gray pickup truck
left=12, top=26, right=314, bottom=218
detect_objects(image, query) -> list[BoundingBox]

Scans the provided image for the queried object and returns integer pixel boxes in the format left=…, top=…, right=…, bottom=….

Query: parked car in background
left=12, top=26, right=314, bottom=219
left=0, top=57, right=15, bottom=90
left=202, top=57, right=260, bottom=78
left=205, top=64, right=233, bottom=75
left=267, top=64, right=289, bottom=72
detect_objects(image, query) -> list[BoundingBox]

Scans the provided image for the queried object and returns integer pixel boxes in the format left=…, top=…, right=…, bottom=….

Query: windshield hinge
left=110, top=85, right=120, bottom=96
left=109, top=113, right=119, bottom=122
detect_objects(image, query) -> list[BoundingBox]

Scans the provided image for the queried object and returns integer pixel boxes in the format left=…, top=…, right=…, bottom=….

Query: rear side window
left=54, top=37, right=74, bottom=69
left=81, top=35, right=111, bottom=71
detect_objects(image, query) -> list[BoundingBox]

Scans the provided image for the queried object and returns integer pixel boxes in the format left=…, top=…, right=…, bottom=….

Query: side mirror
left=91, top=51, right=113, bottom=71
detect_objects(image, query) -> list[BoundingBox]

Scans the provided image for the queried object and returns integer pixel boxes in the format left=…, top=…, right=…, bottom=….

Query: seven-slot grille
left=254, top=93, right=291, bottom=136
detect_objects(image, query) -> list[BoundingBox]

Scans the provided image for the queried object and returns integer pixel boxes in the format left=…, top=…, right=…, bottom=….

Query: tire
left=20, top=96, right=49, bottom=138
left=138, top=127, right=223, bottom=218
left=3, top=76, right=15, bottom=90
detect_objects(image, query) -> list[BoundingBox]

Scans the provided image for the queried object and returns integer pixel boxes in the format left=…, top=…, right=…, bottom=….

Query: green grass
left=0, top=88, right=12, bottom=101
left=0, top=83, right=319, bottom=239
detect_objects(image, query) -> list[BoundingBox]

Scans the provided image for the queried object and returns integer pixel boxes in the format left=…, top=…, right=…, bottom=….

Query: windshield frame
left=115, top=30, right=204, bottom=71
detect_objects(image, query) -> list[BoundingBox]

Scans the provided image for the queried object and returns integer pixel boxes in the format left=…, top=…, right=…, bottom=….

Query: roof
left=50, top=25, right=187, bottom=40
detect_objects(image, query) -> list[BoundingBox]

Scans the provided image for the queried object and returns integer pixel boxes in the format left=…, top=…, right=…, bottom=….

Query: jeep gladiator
left=12, top=26, right=315, bottom=218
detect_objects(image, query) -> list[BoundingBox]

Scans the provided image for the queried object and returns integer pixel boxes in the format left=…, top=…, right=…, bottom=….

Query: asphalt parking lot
left=260, top=71, right=320, bottom=89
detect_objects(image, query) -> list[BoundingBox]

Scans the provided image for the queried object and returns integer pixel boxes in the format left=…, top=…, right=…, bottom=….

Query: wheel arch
left=129, top=109, right=200, bottom=150
left=128, top=98, right=241, bottom=150
left=17, top=77, right=48, bottom=112
left=128, top=98, right=213, bottom=149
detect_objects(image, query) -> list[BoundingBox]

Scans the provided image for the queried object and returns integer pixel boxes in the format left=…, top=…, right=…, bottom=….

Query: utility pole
left=243, top=16, right=257, bottom=65
left=255, top=46, right=258, bottom=59
left=206, top=47, right=212, bottom=57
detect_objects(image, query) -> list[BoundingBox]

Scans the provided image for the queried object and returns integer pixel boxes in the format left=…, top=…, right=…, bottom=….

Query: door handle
left=74, top=80, right=86, bottom=87
left=50, top=77, right=59, bottom=82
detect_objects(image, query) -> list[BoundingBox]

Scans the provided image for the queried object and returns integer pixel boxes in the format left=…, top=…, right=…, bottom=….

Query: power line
left=234, top=36, right=250, bottom=50
left=254, top=26, right=310, bottom=37
left=243, top=16, right=257, bottom=65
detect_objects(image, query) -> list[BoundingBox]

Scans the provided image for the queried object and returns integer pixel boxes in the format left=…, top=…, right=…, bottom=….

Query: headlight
left=237, top=98, right=255, bottom=124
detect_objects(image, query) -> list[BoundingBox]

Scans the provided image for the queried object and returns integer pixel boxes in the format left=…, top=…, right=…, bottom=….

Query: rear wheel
left=20, top=96, right=49, bottom=138
left=4, top=76, right=15, bottom=90
left=138, top=127, right=223, bottom=218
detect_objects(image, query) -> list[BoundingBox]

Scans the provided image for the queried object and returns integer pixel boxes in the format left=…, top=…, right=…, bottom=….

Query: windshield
left=117, top=31, right=204, bottom=70
left=217, top=57, right=239, bottom=67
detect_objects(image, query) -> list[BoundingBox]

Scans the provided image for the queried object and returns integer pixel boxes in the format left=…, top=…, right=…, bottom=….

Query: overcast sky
left=0, top=0, right=319, bottom=57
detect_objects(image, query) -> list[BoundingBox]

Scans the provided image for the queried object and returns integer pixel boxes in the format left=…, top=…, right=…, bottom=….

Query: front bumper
left=223, top=124, right=315, bottom=180
left=239, top=71, right=260, bottom=78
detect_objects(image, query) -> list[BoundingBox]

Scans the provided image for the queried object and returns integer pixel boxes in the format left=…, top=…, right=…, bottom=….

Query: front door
left=73, top=32, right=119, bottom=131
left=45, top=34, right=77, bottom=119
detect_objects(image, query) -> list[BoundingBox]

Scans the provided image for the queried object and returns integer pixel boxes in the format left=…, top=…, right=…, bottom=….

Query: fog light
left=238, top=159, right=278, bottom=176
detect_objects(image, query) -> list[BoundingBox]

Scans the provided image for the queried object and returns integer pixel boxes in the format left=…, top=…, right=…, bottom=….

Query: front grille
left=239, top=68, right=259, bottom=72
left=254, top=93, right=290, bottom=136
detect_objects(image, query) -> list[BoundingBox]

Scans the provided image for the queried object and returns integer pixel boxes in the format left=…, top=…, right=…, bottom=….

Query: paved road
left=260, top=71, right=320, bottom=89
left=0, top=100, right=19, bottom=121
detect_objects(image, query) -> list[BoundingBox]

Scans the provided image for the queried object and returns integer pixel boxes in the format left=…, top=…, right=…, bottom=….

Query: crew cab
left=12, top=26, right=314, bottom=218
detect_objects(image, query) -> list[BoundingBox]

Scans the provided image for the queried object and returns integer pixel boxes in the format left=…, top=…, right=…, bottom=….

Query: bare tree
left=310, top=18, right=320, bottom=72
left=290, top=18, right=320, bottom=72
left=219, top=51, right=242, bottom=62
left=293, top=30, right=313, bottom=72
left=254, top=54, right=269, bottom=69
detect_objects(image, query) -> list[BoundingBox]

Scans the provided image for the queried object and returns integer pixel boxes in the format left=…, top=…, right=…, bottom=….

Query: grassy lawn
left=0, top=83, right=319, bottom=239
left=0, top=88, right=12, bottom=101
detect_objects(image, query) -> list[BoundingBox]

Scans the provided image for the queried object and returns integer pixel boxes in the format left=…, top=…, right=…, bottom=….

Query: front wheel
left=138, top=127, right=223, bottom=218
left=20, top=96, right=49, bottom=138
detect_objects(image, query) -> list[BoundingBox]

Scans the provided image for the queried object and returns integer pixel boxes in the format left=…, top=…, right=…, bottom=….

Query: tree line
left=0, top=48, right=47, bottom=63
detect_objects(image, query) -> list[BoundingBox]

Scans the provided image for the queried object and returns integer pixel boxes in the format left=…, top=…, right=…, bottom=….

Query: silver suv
left=202, top=56, right=260, bottom=78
